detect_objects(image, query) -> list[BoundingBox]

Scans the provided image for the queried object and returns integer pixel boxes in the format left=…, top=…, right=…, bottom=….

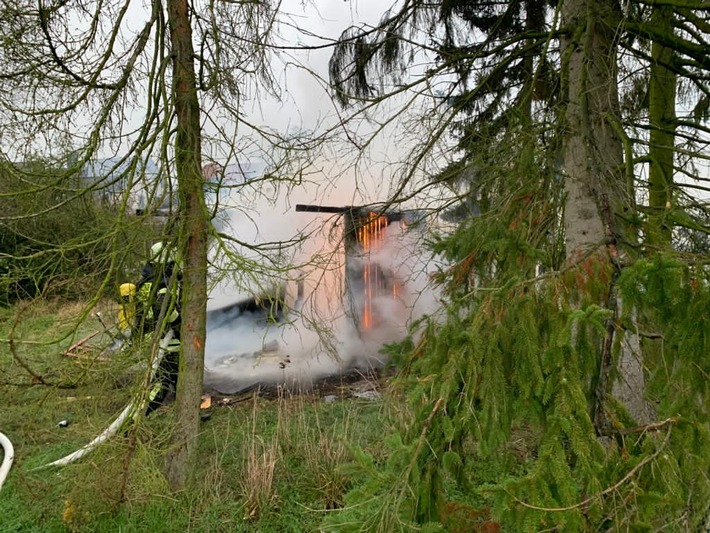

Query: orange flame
left=356, top=213, right=391, bottom=330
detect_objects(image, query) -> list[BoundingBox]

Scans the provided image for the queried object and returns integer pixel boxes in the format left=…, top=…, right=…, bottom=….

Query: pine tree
left=324, top=0, right=710, bottom=530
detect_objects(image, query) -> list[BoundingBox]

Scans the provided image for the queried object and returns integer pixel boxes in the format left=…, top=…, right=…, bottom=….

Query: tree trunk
left=560, top=0, right=624, bottom=258
left=165, top=0, right=208, bottom=491
left=647, top=4, right=676, bottom=249
left=560, top=0, right=651, bottom=426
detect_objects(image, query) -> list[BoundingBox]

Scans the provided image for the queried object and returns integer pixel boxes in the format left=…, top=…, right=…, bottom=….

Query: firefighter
left=134, top=241, right=182, bottom=414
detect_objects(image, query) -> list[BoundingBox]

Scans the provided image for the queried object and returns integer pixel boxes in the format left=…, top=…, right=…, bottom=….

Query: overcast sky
left=238, top=0, right=442, bottom=209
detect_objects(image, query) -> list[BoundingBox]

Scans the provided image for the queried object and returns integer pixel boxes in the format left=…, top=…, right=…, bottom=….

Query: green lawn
left=0, top=301, right=390, bottom=532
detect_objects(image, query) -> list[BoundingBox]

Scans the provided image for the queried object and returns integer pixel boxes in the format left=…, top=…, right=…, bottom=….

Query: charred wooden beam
left=295, top=204, right=352, bottom=214
left=295, top=204, right=404, bottom=221
left=296, top=204, right=400, bottom=248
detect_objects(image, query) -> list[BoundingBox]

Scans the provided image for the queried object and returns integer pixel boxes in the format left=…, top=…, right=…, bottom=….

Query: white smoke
left=202, top=180, right=440, bottom=394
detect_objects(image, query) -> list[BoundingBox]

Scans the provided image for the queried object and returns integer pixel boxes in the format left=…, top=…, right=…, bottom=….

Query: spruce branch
left=598, top=416, right=680, bottom=437
left=507, top=421, right=675, bottom=513
left=617, top=324, right=664, bottom=340
left=404, top=397, right=444, bottom=482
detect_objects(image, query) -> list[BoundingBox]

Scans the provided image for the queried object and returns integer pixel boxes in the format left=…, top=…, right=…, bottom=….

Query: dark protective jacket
left=134, top=260, right=182, bottom=414
left=135, top=260, right=181, bottom=336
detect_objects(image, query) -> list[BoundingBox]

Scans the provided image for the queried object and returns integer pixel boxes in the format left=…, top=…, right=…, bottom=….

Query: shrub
left=0, top=157, right=159, bottom=303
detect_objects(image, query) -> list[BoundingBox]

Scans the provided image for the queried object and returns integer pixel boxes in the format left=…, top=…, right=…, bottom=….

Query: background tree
left=621, top=0, right=710, bottom=247
left=646, top=3, right=676, bottom=248
left=0, top=155, right=132, bottom=304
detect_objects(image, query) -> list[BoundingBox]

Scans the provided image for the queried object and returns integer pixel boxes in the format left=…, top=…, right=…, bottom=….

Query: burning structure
left=202, top=202, right=430, bottom=394
left=295, top=204, right=414, bottom=334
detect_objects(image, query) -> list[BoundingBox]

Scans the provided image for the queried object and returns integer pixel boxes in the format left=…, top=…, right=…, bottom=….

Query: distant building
left=80, top=157, right=164, bottom=214
left=81, top=157, right=264, bottom=215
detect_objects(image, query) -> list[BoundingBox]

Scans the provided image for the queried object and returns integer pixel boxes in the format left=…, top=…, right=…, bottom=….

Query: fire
left=356, top=212, right=387, bottom=252
left=355, top=212, right=398, bottom=330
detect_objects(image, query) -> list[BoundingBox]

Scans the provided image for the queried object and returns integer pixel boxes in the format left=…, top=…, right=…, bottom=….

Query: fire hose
left=0, top=431, right=14, bottom=492
left=37, top=330, right=174, bottom=470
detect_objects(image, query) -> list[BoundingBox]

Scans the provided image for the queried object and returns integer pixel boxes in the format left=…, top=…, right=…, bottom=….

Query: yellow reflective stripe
left=148, top=383, right=162, bottom=401
left=165, top=342, right=180, bottom=353
left=158, top=286, right=179, bottom=323
left=137, top=283, right=152, bottom=301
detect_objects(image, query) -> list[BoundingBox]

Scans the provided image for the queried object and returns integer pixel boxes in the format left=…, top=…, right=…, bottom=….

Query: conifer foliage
left=325, top=0, right=710, bottom=530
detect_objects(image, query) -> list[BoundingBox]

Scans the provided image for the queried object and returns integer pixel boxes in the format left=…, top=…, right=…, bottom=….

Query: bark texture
left=560, top=0, right=625, bottom=259
left=560, top=0, right=651, bottom=427
left=647, top=4, right=676, bottom=248
left=165, top=0, right=208, bottom=491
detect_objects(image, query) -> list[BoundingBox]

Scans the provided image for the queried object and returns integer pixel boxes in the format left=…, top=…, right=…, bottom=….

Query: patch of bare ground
left=205, top=368, right=391, bottom=408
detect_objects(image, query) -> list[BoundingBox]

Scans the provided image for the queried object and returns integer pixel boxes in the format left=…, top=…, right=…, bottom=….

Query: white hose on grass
left=0, top=432, right=14, bottom=492
left=40, top=403, right=141, bottom=469
left=37, top=330, right=174, bottom=470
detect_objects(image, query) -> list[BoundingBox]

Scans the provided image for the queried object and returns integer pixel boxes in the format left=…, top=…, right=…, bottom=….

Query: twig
left=0, top=379, right=77, bottom=389
left=63, top=331, right=101, bottom=356
left=598, top=416, right=679, bottom=437
left=404, top=397, right=443, bottom=479
left=508, top=423, right=675, bottom=513
left=617, top=323, right=663, bottom=340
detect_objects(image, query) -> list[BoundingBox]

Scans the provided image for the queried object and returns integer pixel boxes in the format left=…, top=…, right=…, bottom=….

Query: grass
left=0, top=299, right=390, bottom=532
